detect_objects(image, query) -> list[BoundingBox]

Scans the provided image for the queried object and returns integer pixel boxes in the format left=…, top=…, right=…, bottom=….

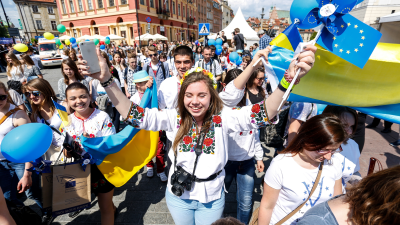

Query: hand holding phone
left=79, top=41, right=101, bottom=74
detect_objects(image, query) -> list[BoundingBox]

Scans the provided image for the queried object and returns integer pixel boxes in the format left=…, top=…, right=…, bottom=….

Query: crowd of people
left=0, top=28, right=398, bottom=225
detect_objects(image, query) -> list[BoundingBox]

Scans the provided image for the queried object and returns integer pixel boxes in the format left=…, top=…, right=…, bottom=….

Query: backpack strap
left=0, top=108, right=20, bottom=126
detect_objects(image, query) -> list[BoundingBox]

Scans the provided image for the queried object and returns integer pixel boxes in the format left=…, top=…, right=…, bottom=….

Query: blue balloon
left=216, top=38, right=223, bottom=46
left=70, top=37, right=76, bottom=44
left=215, top=48, right=222, bottom=55
left=106, top=36, right=111, bottom=40
left=215, top=45, right=222, bottom=50
left=85, top=39, right=90, bottom=42
left=72, top=43, right=78, bottom=48
left=195, top=40, right=199, bottom=45
left=100, top=45, right=106, bottom=50
left=229, top=52, right=239, bottom=62
left=208, top=39, right=216, bottom=46
left=236, top=56, right=243, bottom=66
left=1, top=123, right=52, bottom=163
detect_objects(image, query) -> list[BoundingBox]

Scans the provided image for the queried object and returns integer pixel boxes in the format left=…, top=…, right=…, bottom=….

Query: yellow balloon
left=44, top=32, right=54, bottom=40
left=65, top=39, right=71, bottom=45
left=14, top=43, right=28, bottom=52
left=59, top=44, right=64, bottom=49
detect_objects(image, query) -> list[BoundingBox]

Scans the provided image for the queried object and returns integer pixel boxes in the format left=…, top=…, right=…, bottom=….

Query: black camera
left=170, top=166, right=194, bottom=196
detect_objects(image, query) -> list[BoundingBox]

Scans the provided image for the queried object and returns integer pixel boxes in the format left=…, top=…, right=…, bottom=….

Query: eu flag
left=317, top=14, right=382, bottom=69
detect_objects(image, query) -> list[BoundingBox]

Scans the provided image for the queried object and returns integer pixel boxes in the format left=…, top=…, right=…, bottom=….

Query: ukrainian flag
left=81, top=83, right=159, bottom=187
left=52, top=99, right=70, bottom=132
left=267, top=26, right=400, bottom=123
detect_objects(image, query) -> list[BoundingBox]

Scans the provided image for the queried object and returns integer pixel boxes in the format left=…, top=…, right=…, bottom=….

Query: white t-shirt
left=338, top=139, right=359, bottom=191
left=0, top=104, right=16, bottom=160
left=30, top=55, right=41, bottom=68
left=130, top=92, right=142, bottom=105
left=8, top=89, right=23, bottom=106
left=264, top=153, right=342, bottom=225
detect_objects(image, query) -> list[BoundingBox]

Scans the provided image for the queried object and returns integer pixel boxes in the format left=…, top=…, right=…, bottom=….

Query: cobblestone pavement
left=1, top=68, right=399, bottom=224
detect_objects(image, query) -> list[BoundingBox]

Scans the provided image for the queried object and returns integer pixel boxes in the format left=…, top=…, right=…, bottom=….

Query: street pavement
left=0, top=68, right=399, bottom=225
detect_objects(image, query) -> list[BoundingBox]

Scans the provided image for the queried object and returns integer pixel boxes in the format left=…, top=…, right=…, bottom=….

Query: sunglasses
left=0, top=95, right=7, bottom=101
left=149, top=54, right=158, bottom=57
left=25, top=91, right=40, bottom=98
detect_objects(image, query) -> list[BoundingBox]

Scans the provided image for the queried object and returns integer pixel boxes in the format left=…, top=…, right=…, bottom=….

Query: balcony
left=157, top=8, right=170, bottom=20
left=186, top=17, right=195, bottom=25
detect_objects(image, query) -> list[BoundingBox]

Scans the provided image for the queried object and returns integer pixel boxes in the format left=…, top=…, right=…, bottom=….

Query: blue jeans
left=0, top=161, right=42, bottom=209
left=224, top=159, right=255, bottom=225
left=27, top=76, right=39, bottom=82
left=166, top=188, right=225, bottom=225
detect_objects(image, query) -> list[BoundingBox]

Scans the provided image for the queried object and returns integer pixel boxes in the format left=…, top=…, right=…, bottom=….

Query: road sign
left=146, top=17, right=151, bottom=23
left=8, top=28, right=20, bottom=37
left=198, top=23, right=210, bottom=35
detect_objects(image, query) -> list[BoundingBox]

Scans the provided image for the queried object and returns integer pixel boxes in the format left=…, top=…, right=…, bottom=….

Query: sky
left=0, top=0, right=21, bottom=28
left=226, top=0, right=293, bottom=19
left=0, top=0, right=295, bottom=30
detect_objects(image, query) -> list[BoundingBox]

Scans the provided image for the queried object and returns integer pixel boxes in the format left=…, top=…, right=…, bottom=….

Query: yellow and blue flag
left=52, top=99, right=70, bottom=131
left=81, top=82, right=159, bottom=187
left=267, top=25, right=400, bottom=123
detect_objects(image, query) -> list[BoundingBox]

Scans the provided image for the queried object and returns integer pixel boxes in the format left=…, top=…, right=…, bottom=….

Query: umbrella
left=134, top=33, right=155, bottom=41
left=88, top=34, right=105, bottom=40
left=58, top=35, right=72, bottom=40
left=77, top=35, right=92, bottom=41
left=153, top=34, right=168, bottom=41
left=106, top=34, right=125, bottom=40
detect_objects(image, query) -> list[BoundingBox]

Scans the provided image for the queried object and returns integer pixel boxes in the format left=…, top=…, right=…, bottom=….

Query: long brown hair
left=280, top=114, right=348, bottom=155
left=6, top=52, right=23, bottom=78
left=25, top=79, right=59, bottom=120
left=61, top=58, right=84, bottom=85
left=172, top=72, right=224, bottom=153
left=345, top=165, right=400, bottom=225
left=20, top=53, right=35, bottom=66
left=322, top=106, right=358, bottom=135
left=100, top=51, right=114, bottom=73
left=0, top=81, right=16, bottom=105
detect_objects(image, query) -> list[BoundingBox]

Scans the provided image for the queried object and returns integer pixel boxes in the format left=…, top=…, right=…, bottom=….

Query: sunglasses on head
left=149, top=54, right=158, bottom=57
left=0, top=95, right=7, bottom=101
left=25, top=91, right=40, bottom=98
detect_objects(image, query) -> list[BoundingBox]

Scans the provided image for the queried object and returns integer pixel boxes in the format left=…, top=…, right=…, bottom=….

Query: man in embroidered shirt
left=194, top=46, right=222, bottom=82
left=125, top=53, right=142, bottom=98
left=143, top=46, right=169, bottom=91
left=258, top=30, right=272, bottom=50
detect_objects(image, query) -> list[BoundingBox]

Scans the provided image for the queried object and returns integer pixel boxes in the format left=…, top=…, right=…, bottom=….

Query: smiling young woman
left=78, top=44, right=317, bottom=224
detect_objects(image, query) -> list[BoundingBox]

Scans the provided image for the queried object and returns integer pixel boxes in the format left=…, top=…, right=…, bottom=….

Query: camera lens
left=171, top=184, right=184, bottom=197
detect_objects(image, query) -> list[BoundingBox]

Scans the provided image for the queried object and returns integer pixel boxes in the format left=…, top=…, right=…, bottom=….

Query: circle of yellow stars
left=332, top=22, right=365, bottom=55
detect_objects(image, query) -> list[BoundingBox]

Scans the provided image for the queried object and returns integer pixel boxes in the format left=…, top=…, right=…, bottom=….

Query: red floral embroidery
left=72, top=135, right=76, bottom=139
left=92, top=183, right=98, bottom=188
left=100, top=179, right=105, bottom=184
left=252, top=104, right=261, bottom=114
left=240, top=132, right=243, bottom=135
left=137, top=107, right=144, bottom=113
left=250, top=131, right=253, bottom=134
left=203, top=138, right=213, bottom=147
left=183, top=136, right=193, bottom=145
left=212, top=115, right=222, bottom=124
left=251, top=114, right=255, bottom=118
left=90, top=134, right=95, bottom=138
left=107, top=123, right=112, bottom=127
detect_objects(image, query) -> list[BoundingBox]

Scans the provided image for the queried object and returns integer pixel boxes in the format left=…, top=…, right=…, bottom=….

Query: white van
left=38, top=38, right=63, bottom=67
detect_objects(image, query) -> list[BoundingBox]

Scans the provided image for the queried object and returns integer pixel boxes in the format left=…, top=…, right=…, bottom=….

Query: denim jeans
left=27, top=76, right=39, bottom=82
left=166, top=188, right=225, bottom=225
left=224, top=159, right=255, bottom=225
left=0, top=161, right=42, bottom=208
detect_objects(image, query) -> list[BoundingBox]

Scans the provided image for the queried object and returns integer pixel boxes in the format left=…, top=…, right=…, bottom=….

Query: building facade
left=350, top=0, right=400, bottom=29
left=219, top=0, right=232, bottom=29
left=197, top=0, right=206, bottom=24
left=204, top=0, right=222, bottom=33
left=14, top=0, right=61, bottom=41
left=55, top=0, right=198, bottom=45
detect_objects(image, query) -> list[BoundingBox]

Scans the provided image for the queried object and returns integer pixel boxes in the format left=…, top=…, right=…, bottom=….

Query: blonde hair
left=6, top=52, right=23, bottom=78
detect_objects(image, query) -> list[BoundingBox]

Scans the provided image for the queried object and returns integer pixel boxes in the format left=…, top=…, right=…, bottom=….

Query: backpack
left=146, top=62, right=166, bottom=80
left=123, top=64, right=143, bottom=80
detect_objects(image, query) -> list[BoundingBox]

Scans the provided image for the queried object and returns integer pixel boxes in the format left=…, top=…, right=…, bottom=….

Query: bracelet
left=280, top=77, right=290, bottom=90
left=278, top=83, right=287, bottom=92
left=101, top=77, right=114, bottom=88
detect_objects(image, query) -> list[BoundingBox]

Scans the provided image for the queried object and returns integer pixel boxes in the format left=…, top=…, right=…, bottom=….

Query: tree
left=310, top=31, right=317, bottom=40
left=0, top=25, right=10, bottom=38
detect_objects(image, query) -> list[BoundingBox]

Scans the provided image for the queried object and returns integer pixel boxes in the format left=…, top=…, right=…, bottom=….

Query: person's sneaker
left=147, top=167, right=154, bottom=178
left=157, top=172, right=168, bottom=182
left=390, top=140, right=400, bottom=147
left=42, top=214, right=55, bottom=225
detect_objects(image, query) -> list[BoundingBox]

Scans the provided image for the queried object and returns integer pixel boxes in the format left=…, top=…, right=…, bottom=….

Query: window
left=51, top=21, right=57, bottom=30
left=109, top=0, right=114, bottom=6
left=172, top=1, right=175, bottom=14
left=198, top=5, right=200, bottom=12
left=36, top=20, right=43, bottom=30
left=32, top=5, right=39, bottom=13
left=121, top=31, right=126, bottom=38
left=61, top=0, right=67, bottom=13
left=121, top=0, right=127, bottom=4
left=183, top=6, right=185, bottom=17
left=166, top=0, right=169, bottom=10
left=178, top=3, right=180, bottom=16
left=130, top=27, right=133, bottom=38
left=78, top=0, right=84, bottom=11
left=94, top=27, right=99, bottom=34
left=150, top=0, right=154, bottom=7
left=98, top=0, right=103, bottom=8
left=140, top=0, right=144, bottom=5
left=47, top=6, right=54, bottom=14
left=69, top=0, right=75, bottom=12
left=87, top=0, right=93, bottom=10
left=113, top=28, right=117, bottom=34
left=73, top=29, right=77, bottom=38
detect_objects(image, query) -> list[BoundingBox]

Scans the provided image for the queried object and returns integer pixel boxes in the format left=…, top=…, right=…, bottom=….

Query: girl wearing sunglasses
left=0, top=81, right=34, bottom=210
left=258, top=114, right=349, bottom=225
left=62, top=83, right=117, bottom=224
left=58, top=58, right=90, bottom=101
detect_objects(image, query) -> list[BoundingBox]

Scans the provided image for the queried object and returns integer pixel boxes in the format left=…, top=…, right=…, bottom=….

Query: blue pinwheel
left=290, top=0, right=382, bottom=68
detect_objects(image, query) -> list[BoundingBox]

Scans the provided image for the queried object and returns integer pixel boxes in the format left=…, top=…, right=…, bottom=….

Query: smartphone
left=79, top=41, right=101, bottom=74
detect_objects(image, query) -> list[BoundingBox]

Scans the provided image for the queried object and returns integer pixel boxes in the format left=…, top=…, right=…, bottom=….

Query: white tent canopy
left=153, top=34, right=168, bottom=41
left=217, top=7, right=259, bottom=44
left=87, top=34, right=105, bottom=40
left=107, top=34, right=125, bottom=40
left=58, top=35, right=72, bottom=40
left=77, top=35, right=91, bottom=41
left=135, top=33, right=154, bottom=41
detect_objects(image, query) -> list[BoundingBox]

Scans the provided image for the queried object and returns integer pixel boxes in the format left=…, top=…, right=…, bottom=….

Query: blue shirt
left=143, top=61, right=169, bottom=91
left=259, top=34, right=272, bottom=50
